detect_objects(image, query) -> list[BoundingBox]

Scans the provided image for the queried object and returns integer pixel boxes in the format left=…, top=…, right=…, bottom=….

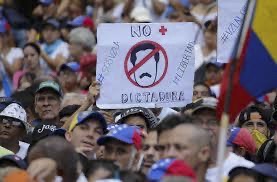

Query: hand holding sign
left=87, top=81, right=100, bottom=105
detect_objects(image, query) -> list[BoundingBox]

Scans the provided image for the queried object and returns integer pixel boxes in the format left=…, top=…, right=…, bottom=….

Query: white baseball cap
left=0, top=103, right=29, bottom=132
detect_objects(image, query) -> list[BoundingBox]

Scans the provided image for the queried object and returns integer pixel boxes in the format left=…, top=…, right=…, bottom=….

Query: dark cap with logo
left=36, top=81, right=63, bottom=97
left=116, top=107, right=158, bottom=128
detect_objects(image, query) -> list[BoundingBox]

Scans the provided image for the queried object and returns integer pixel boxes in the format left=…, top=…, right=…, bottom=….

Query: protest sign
left=96, top=23, right=197, bottom=109
left=217, top=0, right=247, bottom=63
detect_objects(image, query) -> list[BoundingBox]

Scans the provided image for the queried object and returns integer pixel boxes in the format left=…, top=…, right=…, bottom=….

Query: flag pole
left=215, top=0, right=256, bottom=181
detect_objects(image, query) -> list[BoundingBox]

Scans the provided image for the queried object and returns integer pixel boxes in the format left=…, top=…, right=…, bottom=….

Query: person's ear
left=237, top=147, right=246, bottom=157
left=65, top=131, right=72, bottom=142
left=133, top=151, right=144, bottom=171
left=198, top=146, right=211, bottom=163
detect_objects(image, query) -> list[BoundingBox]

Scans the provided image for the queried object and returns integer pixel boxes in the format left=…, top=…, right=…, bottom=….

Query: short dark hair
left=194, top=82, right=212, bottom=94
left=27, top=136, right=79, bottom=182
left=84, top=159, right=119, bottom=179
left=232, top=144, right=254, bottom=161
left=11, top=89, right=36, bottom=116
left=228, top=167, right=258, bottom=182
left=59, top=105, right=80, bottom=118
left=120, top=170, right=146, bottom=182
left=156, top=114, right=195, bottom=136
left=23, top=42, right=41, bottom=55
left=130, top=42, right=160, bottom=66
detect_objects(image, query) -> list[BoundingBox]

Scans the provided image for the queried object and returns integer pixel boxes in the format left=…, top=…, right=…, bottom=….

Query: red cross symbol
left=159, top=26, right=167, bottom=35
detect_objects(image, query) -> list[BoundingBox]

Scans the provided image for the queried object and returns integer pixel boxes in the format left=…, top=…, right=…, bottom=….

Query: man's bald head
left=157, top=115, right=212, bottom=168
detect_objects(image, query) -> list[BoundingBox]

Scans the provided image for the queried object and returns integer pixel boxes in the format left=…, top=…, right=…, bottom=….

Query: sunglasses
left=1, top=118, right=24, bottom=128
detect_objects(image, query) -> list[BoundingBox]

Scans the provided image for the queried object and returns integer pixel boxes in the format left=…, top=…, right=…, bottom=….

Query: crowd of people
left=0, top=0, right=276, bottom=181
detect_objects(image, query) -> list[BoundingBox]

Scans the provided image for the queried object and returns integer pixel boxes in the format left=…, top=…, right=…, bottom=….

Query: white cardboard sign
left=217, top=0, right=247, bottom=63
left=96, top=23, right=197, bottom=109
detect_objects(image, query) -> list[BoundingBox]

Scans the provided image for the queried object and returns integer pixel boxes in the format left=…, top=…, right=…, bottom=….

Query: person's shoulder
left=9, top=47, right=23, bottom=57
left=57, top=41, right=69, bottom=50
left=226, top=152, right=255, bottom=168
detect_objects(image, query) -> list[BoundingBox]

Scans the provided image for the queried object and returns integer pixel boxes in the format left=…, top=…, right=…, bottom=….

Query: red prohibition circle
left=124, top=40, right=168, bottom=88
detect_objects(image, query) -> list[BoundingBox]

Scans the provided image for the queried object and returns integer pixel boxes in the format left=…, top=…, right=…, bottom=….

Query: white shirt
left=210, top=84, right=220, bottom=98
left=5, top=48, right=23, bottom=65
left=205, top=152, right=255, bottom=182
left=134, top=0, right=169, bottom=22
left=0, top=47, right=23, bottom=86
left=40, top=41, right=69, bottom=73
left=16, top=141, right=30, bottom=159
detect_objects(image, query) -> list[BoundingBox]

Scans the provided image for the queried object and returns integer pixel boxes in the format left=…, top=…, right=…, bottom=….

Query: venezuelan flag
left=217, top=0, right=277, bottom=122
left=69, top=113, right=79, bottom=132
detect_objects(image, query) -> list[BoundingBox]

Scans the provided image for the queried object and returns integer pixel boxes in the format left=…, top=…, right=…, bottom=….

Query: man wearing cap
left=227, top=127, right=257, bottom=161
left=238, top=105, right=271, bottom=149
left=34, top=81, right=63, bottom=126
left=0, top=103, right=30, bottom=159
left=190, top=97, right=220, bottom=152
left=58, top=62, right=81, bottom=94
left=189, top=97, right=254, bottom=181
left=116, top=107, right=158, bottom=135
left=40, top=18, right=69, bottom=73
left=65, top=111, right=107, bottom=159
left=97, top=124, right=143, bottom=170
left=157, top=114, right=211, bottom=182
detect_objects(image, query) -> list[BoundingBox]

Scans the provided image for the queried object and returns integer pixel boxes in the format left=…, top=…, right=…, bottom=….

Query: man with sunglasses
left=0, top=102, right=30, bottom=158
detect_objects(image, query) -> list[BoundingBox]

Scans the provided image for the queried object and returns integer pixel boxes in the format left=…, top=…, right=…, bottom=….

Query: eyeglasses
left=1, top=118, right=24, bottom=128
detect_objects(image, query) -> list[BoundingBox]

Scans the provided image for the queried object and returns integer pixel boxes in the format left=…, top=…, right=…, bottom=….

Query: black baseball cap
left=0, top=155, right=27, bottom=169
left=116, top=107, right=158, bottom=128
left=238, top=105, right=270, bottom=127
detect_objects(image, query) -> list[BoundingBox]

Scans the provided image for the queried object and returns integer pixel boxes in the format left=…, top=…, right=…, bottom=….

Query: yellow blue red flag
left=218, top=0, right=277, bottom=122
